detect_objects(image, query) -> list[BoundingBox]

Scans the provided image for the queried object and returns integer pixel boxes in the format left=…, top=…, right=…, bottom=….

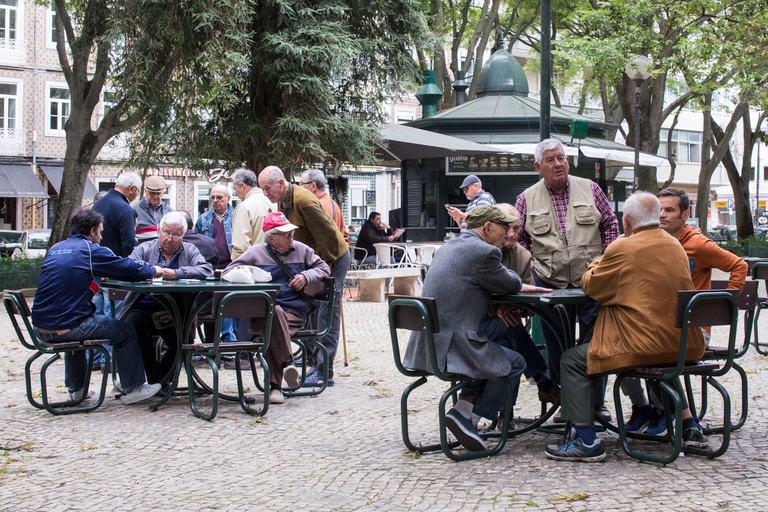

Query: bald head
left=257, top=166, right=289, bottom=203
left=496, top=203, right=522, bottom=248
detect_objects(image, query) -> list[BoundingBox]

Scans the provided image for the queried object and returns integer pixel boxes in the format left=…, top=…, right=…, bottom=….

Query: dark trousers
left=123, top=309, right=178, bottom=385
left=249, top=305, right=305, bottom=388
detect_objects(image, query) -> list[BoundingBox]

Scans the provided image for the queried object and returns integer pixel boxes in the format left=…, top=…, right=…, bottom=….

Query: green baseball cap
left=465, top=205, right=516, bottom=229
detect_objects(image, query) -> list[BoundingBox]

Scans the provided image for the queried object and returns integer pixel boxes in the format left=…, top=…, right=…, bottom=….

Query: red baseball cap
left=262, top=211, right=298, bottom=233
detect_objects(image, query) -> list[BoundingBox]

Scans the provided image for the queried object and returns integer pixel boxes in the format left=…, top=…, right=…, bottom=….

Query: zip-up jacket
left=133, top=196, right=174, bottom=243
left=31, top=234, right=157, bottom=330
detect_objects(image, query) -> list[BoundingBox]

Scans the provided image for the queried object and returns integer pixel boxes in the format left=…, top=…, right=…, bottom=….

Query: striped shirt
left=515, top=177, right=620, bottom=253
left=461, top=190, right=496, bottom=229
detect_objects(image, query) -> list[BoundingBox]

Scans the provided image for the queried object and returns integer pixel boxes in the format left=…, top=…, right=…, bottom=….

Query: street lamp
left=625, top=54, right=653, bottom=191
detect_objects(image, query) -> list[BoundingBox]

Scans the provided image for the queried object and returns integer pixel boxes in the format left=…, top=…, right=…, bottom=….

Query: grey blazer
left=402, top=230, right=522, bottom=380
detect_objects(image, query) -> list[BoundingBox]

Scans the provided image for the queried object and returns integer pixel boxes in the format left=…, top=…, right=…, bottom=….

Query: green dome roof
left=475, top=49, right=529, bottom=97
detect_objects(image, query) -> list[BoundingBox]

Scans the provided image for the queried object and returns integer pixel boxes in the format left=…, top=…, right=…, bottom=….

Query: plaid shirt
left=515, top=177, right=619, bottom=253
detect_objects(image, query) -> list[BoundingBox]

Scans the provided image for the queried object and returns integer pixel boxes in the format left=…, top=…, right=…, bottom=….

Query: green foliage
left=134, top=0, right=432, bottom=176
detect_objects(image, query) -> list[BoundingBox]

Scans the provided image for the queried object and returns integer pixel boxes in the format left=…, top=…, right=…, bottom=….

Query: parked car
left=17, top=229, right=51, bottom=259
left=711, top=225, right=737, bottom=242
left=0, top=230, right=24, bottom=257
left=706, top=231, right=727, bottom=243
left=753, top=226, right=768, bottom=239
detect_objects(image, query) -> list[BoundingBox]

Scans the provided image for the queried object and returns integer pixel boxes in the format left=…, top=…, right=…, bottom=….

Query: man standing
left=92, top=172, right=141, bottom=257
left=545, top=192, right=705, bottom=462
left=299, top=169, right=352, bottom=386
left=403, top=205, right=549, bottom=452
left=620, top=188, right=748, bottom=435
left=258, top=166, right=348, bottom=387
left=134, top=175, right=174, bottom=243
left=356, top=211, right=402, bottom=265
left=515, top=138, right=620, bottom=421
left=223, top=212, right=330, bottom=404
left=230, top=170, right=273, bottom=261
left=118, top=212, right=213, bottom=384
left=31, top=208, right=162, bottom=405
left=194, top=184, right=235, bottom=270
left=446, top=174, right=496, bottom=229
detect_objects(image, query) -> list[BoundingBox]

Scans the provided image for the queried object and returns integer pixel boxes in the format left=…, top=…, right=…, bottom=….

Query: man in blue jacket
left=31, top=208, right=163, bottom=405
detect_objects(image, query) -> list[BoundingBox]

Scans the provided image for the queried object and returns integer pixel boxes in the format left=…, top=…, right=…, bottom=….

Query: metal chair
left=3, top=290, right=111, bottom=415
left=388, top=295, right=515, bottom=461
left=611, top=289, right=739, bottom=464
left=284, top=277, right=336, bottom=397
left=685, top=280, right=757, bottom=432
left=182, top=290, right=275, bottom=421
left=750, top=261, right=768, bottom=354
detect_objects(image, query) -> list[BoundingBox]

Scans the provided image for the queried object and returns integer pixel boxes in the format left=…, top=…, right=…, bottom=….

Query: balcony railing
left=0, top=128, right=25, bottom=156
left=0, top=38, right=26, bottom=67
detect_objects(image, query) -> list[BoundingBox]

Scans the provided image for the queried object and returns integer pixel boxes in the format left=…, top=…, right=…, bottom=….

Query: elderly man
left=93, top=172, right=141, bottom=258
left=299, top=169, right=352, bottom=386
left=195, top=184, right=235, bottom=270
left=134, top=175, right=174, bottom=243
left=223, top=212, right=330, bottom=404
left=31, top=208, right=162, bottom=405
left=545, top=192, right=706, bottom=462
left=621, top=188, right=748, bottom=435
left=230, top=170, right=274, bottom=260
left=480, top=203, right=560, bottom=405
left=403, top=205, right=549, bottom=451
left=119, top=212, right=214, bottom=384
left=446, top=174, right=496, bottom=229
left=515, top=138, right=620, bottom=421
left=258, top=166, right=348, bottom=387
left=356, top=211, right=402, bottom=265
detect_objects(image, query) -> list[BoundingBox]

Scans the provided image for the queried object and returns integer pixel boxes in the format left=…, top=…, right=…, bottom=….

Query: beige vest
left=524, top=176, right=603, bottom=288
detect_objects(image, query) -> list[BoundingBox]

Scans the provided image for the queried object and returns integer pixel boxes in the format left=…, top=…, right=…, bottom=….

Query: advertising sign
left=447, top=153, right=537, bottom=175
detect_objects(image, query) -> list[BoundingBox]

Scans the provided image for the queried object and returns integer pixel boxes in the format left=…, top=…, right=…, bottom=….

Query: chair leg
left=239, top=352, right=269, bottom=416
left=684, top=376, right=731, bottom=458
left=187, top=351, right=218, bottom=421
left=754, top=303, right=768, bottom=355
left=25, top=352, right=45, bottom=410
left=39, top=348, right=109, bottom=416
left=285, top=340, right=329, bottom=398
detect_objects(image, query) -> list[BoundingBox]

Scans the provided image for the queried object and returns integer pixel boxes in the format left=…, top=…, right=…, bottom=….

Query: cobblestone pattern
left=1, top=271, right=767, bottom=511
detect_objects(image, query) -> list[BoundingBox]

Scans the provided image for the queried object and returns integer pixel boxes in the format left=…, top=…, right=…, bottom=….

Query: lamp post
left=625, top=55, right=653, bottom=192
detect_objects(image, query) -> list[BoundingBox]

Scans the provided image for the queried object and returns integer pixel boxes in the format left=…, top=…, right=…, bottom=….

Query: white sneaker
left=283, top=365, right=300, bottom=388
left=68, top=388, right=94, bottom=402
left=269, top=389, right=284, bottom=404
left=120, top=383, right=162, bottom=405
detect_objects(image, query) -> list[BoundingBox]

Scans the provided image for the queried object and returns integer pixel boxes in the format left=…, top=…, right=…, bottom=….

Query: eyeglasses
left=210, top=195, right=227, bottom=200
left=160, top=231, right=183, bottom=241
left=489, top=221, right=510, bottom=230
left=299, top=181, right=310, bottom=186
left=272, top=230, right=295, bottom=239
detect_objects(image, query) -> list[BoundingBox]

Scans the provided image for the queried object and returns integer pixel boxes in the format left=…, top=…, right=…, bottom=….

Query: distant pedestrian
left=446, top=175, right=496, bottom=229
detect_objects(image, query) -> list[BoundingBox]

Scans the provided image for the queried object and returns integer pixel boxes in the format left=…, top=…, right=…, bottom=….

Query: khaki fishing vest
left=523, top=176, right=603, bottom=288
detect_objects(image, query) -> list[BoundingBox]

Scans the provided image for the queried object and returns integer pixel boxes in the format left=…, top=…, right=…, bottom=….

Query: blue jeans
left=35, top=315, right=146, bottom=392
left=460, top=347, right=526, bottom=421
left=312, top=250, right=350, bottom=378
left=90, top=291, right=114, bottom=365
left=480, top=316, right=548, bottom=380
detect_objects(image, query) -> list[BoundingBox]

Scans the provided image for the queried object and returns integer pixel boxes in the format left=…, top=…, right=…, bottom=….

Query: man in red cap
left=223, top=211, right=330, bottom=404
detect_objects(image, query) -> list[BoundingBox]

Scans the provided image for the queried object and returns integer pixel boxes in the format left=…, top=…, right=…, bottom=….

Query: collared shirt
left=461, top=190, right=496, bottom=229
left=158, top=245, right=182, bottom=269
left=515, top=177, right=620, bottom=252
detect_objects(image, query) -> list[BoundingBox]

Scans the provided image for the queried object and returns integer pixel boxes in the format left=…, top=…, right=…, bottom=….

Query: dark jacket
left=356, top=220, right=392, bottom=261
left=92, top=189, right=136, bottom=257
left=31, top=234, right=157, bottom=329
left=183, top=229, right=219, bottom=268
left=133, top=197, right=174, bottom=243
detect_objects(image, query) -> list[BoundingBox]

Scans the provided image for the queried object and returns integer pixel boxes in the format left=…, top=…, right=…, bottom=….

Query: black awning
left=41, top=166, right=99, bottom=200
left=0, top=164, right=49, bottom=198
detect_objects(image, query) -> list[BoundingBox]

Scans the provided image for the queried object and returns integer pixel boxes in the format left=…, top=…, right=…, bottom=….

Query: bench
left=346, top=267, right=422, bottom=302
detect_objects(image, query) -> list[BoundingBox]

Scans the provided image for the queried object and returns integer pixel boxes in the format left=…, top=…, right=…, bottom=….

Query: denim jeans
left=311, top=250, right=350, bottom=378
left=34, top=315, right=146, bottom=392
left=460, top=347, right=526, bottom=421
left=89, top=290, right=114, bottom=365
left=480, top=316, right=548, bottom=380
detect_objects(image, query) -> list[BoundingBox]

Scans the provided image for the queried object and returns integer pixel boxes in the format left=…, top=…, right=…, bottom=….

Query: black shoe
left=683, top=422, right=708, bottom=448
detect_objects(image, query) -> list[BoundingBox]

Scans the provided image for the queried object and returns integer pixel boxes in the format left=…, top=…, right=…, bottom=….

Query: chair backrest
left=711, top=280, right=758, bottom=311
left=309, top=277, right=335, bottom=302
left=213, top=290, right=276, bottom=320
left=3, top=290, right=38, bottom=351
left=107, top=288, right=129, bottom=302
left=387, top=295, right=440, bottom=333
left=752, top=260, right=768, bottom=280
left=351, top=245, right=368, bottom=262
left=675, top=289, right=739, bottom=329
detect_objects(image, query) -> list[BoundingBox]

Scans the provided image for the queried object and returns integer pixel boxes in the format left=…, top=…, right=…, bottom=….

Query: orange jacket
left=317, top=192, right=350, bottom=246
left=677, top=224, right=747, bottom=291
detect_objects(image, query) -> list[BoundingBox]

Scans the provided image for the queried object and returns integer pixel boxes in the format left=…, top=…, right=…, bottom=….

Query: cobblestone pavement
left=2, top=271, right=768, bottom=511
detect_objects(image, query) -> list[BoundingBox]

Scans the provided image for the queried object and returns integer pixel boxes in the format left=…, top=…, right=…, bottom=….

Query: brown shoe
left=537, top=382, right=561, bottom=403
left=497, top=411, right=515, bottom=433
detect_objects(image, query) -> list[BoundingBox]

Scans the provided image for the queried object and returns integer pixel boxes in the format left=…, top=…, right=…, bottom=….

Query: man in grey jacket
left=118, top=212, right=213, bottom=384
left=403, top=205, right=549, bottom=451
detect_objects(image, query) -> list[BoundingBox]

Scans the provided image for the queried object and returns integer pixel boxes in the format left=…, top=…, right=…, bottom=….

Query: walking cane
left=341, top=300, right=348, bottom=366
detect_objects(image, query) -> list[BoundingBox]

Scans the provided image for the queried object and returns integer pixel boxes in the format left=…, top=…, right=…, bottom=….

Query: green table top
left=101, top=279, right=282, bottom=293
left=491, top=288, right=593, bottom=305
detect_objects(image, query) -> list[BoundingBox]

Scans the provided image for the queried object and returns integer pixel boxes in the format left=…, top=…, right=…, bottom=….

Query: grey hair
left=158, top=211, right=187, bottom=231
left=302, top=169, right=326, bottom=191
left=623, top=191, right=660, bottom=229
left=534, top=138, right=566, bottom=164
left=231, top=169, right=258, bottom=188
left=264, top=227, right=279, bottom=238
left=260, top=166, right=285, bottom=185
left=115, top=171, right=141, bottom=189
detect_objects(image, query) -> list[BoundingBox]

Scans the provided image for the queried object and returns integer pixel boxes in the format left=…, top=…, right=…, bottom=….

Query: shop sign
left=446, top=153, right=537, bottom=175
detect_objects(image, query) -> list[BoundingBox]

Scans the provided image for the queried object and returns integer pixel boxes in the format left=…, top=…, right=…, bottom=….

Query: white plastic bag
left=249, top=266, right=273, bottom=283
left=222, top=266, right=273, bottom=284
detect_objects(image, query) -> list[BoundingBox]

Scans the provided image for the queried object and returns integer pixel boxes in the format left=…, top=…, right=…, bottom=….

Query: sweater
left=677, top=224, right=747, bottom=291
left=92, top=189, right=136, bottom=257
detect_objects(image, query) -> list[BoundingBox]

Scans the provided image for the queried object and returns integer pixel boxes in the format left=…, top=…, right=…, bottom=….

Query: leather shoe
left=537, top=383, right=561, bottom=403
left=269, top=389, right=284, bottom=404
left=594, top=405, right=612, bottom=423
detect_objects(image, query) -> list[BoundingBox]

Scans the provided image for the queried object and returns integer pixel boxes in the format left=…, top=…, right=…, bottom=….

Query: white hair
left=158, top=211, right=186, bottom=231
left=302, top=169, right=326, bottom=191
left=624, top=191, right=660, bottom=228
left=534, top=139, right=566, bottom=164
left=264, top=227, right=279, bottom=238
left=115, top=171, right=141, bottom=189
